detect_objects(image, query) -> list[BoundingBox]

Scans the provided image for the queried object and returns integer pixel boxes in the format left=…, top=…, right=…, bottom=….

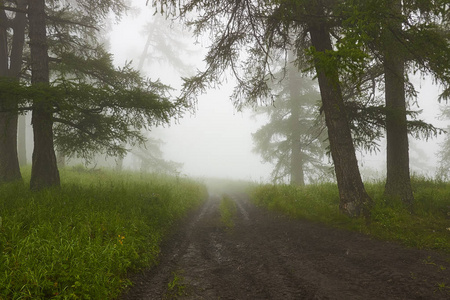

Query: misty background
left=19, top=1, right=448, bottom=182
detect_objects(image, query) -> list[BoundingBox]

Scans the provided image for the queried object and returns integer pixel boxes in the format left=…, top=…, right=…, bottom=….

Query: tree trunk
left=288, top=56, right=305, bottom=186
left=0, top=112, right=21, bottom=182
left=0, top=12, right=20, bottom=183
left=28, top=0, right=60, bottom=190
left=0, top=1, right=26, bottom=183
left=306, top=1, right=372, bottom=217
left=18, top=114, right=27, bottom=166
left=383, top=0, right=414, bottom=207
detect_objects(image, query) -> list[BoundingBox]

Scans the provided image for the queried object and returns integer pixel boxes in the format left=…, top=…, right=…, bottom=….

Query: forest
left=0, top=0, right=449, bottom=299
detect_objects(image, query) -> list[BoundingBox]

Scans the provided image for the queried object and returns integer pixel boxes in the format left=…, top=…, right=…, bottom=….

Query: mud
left=120, top=194, right=450, bottom=299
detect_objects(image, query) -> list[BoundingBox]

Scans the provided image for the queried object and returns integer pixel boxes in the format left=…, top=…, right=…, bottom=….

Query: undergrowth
left=251, top=179, right=450, bottom=253
left=0, top=167, right=207, bottom=299
left=219, top=195, right=237, bottom=230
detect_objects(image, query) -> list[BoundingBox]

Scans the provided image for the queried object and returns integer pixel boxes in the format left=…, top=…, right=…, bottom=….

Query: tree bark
left=306, top=1, right=372, bottom=217
left=383, top=0, right=414, bottom=207
left=288, top=56, right=305, bottom=186
left=0, top=112, right=20, bottom=182
left=0, top=1, right=27, bottom=183
left=18, top=114, right=27, bottom=166
left=28, top=0, right=60, bottom=190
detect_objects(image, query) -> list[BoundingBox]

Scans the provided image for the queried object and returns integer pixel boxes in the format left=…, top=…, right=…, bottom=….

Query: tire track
left=121, top=193, right=450, bottom=300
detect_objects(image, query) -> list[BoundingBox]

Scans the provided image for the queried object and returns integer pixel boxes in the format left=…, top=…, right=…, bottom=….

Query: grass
left=0, top=166, right=207, bottom=299
left=250, top=178, right=450, bottom=253
left=165, top=270, right=186, bottom=299
left=219, top=195, right=237, bottom=230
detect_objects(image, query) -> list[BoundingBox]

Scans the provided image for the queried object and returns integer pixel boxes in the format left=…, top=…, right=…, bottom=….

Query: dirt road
left=120, top=194, right=450, bottom=299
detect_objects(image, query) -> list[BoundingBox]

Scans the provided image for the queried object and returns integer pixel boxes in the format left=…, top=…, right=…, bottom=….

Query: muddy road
left=120, top=194, right=450, bottom=299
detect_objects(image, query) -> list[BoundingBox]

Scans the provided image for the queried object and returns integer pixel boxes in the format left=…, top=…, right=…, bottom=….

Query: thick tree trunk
left=288, top=57, right=305, bottom=186
left=306, top=1, right=372, bottom=217
left=0, top=12, right=20, bottom=182
left=383, top=0, right=414, bottom=207
left=28, top=0, right=60, bottom=190
left=0, top=2, right=26, bottom=183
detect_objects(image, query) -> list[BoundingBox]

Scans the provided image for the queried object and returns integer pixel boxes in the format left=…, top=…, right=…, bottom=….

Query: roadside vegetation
left=219, top=195, right=238, bottom=230
left=0, top=167, right=207, bottom=299
left=251, top=178, right=450, bottom=254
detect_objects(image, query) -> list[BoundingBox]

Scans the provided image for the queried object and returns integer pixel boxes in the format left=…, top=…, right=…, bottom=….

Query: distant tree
left=437, top=106, right=450, bottom=181
left=138, top=14, right=196, bottom=76
left=113, top=13, right=195, bottom=171
left=131, top=138, right=183, bottom=175
left=252, top=57, right=328, bottom=185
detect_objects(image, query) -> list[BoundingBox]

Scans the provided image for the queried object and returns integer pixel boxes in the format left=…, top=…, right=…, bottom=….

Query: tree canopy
left=0, top=0, right=186, bottom=189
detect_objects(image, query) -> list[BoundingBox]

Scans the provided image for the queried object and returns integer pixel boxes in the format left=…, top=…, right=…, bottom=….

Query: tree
left=28, top=0, right=60, bottom=190
left=130, top=138, right=183, bottom=175
left=437, top=106, right=450, bottom=181
left=113, top=13, right=195, bottom=171
left=341, top=0, right=450, bottom=206
left=0, top=0, right=27, bottom=183
left=0, top=1, right=184, bottom=189
left=252, top=57, right=328, bottom=185
left=306, top=1, right=372, bottom=217
left=152, top=0, right=373, bottom=217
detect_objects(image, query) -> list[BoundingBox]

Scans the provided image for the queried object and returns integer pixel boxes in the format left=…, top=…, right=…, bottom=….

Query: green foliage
left=0, top=167, right=207, bottom=299
left=1, top=1, right=186, bottom=164
left=51, top=48, right=184, bottom=160
left=219, top=195, right=237, bottom=230
left=166, top=271, right=186, bottom=298
left=251, top=179, right=450, bottom=253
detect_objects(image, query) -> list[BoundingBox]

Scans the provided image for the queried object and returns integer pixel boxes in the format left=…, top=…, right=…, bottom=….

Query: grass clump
left=165, top=270, right=186, bottom=298
left=219, top=195, right=237, bottom=230
left=251, top=179, right=450, bottom=253
left=0, top=168, right=207, bottom=299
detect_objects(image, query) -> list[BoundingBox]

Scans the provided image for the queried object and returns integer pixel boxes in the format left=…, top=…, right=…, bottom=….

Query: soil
left=120, top=194, right=450, bottom=300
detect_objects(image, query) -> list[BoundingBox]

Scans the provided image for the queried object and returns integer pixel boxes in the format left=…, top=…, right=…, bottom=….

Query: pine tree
left=252, top=57, right=328, bottom=185
left=0, top=1, right=185, bottom=189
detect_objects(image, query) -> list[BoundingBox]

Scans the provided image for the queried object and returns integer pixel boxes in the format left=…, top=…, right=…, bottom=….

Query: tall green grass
left=0, top=167, right=207, bottom=299
left=251, top=179, right=450, bottom=253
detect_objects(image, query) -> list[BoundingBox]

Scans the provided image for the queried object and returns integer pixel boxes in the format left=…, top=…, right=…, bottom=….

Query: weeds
left=250, top=179, right=450, bottom=253
left=219, top=195, right=237, bottom=230
left=0, top=168, right=207, bottom=299
left=165, top=271, right=186, bottom=298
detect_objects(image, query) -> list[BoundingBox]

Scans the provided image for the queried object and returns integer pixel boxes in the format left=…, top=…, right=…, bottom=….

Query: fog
left=107, top=4, right=273, bottom=182
left=104, top=1, right=447, bottom=182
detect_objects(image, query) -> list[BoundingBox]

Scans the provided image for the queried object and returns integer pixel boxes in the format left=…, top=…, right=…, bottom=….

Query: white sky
left=107, top=1, right=449, bottom=182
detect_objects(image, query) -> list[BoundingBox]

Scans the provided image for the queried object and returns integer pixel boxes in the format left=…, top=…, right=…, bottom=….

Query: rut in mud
left=120, top=194, right=450, bottom=300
